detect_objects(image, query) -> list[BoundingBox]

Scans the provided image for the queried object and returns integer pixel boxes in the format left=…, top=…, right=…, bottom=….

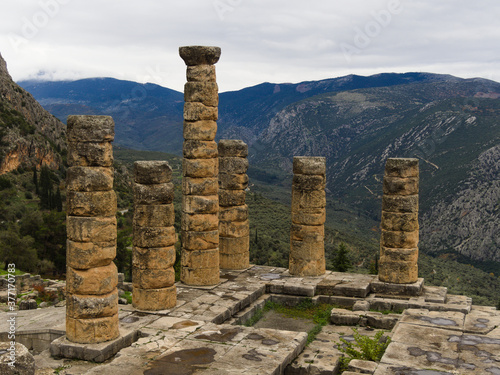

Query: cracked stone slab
left=373, top=363, right=456, bottom=375
left=423, top=286, right=448, bottom=304
left=464, top=306, right=500, bottom=334
left=381, top=341, right=474, bottom=373
left=391, top=323, right=460, bottom=353
left=399, top=309, right=465, bottom=331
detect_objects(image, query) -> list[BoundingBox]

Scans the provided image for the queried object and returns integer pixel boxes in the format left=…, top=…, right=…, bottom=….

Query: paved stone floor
left=1, top=266, right=499, bottom=374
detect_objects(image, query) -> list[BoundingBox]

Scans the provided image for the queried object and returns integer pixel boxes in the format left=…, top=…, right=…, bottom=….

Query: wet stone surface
left=144, top=347, right=217, bottom=375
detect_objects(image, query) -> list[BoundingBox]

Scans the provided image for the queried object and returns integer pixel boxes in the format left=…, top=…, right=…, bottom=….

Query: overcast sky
left=1, top=0, right=499, bottom=93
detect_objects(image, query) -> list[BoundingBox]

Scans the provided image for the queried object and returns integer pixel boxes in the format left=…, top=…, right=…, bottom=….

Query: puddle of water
left=419, top=316, right=457, bottom=326
left=195, top=327, right=242, bottom=343
left=172, top=320, right=199, bottom=330
left=144, top=347, right=216, bottom=375
left=242, top=348, right=266, bottom=362
left=260, top=273, right=282, bottom=280
left=246, top=333, right=265, bottom=340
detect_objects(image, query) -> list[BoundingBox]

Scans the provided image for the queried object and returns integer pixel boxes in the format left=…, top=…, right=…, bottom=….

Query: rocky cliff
left=0, top=52, right=65, bottom=174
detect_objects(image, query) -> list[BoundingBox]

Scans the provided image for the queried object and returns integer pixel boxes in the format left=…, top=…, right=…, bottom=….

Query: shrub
left=337, top=328, right=391, bottom=371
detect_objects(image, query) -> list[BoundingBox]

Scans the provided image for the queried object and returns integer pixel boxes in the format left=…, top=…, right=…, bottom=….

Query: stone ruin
left=3, top=45, right=499, bottom=375
left=60, top=46, right=427, bottom=347
left=65, top=115, right=119, bottom=344
left=132, top=161, right=177, bottom=310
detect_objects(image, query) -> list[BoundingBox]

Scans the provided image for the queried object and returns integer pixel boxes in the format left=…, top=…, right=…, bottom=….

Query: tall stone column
left=218, top=140, right=249, bottom=270
left=289, top=157, right=326, bottom=276
left=132, top=161, right=176, bottom=310
left=65, top=115, right=119, bottom=344
left=179, top=46, right=221, bottom=286
left=379, top=158, right=419, bottom=284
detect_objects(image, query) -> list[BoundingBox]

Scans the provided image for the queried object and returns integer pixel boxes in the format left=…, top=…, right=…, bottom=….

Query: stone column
left=218, top=140, right=249, bottom=269
left=379, top=158, right=419, bottom=284
left=132, top=161, right=176, bottom=310
left=289, top=157, right=326, bottom=276
left=66, top=115, right=119, bottom=344
left=179, top=46, right=221, bottom=286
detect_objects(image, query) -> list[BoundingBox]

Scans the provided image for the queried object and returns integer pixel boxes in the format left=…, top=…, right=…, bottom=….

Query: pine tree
left=333, top=242, right=352, bottom=272
left=55, top=188, right=63, bottom=212
left=33, top=167, right=39, bottom=195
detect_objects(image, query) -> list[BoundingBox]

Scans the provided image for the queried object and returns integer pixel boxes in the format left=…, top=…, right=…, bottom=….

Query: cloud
left=1, top=0, right=499, bottom=92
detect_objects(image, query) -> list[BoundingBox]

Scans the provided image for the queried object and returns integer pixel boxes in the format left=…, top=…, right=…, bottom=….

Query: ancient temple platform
left=1, top=265, right=499, bottom=374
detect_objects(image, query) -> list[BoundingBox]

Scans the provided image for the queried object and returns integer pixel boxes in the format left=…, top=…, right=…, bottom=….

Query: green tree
left=0, top=225, right=38, bottom=272
left=333, top=242, right=352, bottom=272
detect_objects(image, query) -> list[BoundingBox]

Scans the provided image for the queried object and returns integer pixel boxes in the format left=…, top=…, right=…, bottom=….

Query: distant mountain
left=18, top=73, right=500, bottom=266
left=0, top=53, right=65, bottom=174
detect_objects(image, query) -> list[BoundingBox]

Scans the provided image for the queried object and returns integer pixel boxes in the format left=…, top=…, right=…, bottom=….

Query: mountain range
left=17, top=69, right=500, bottom=269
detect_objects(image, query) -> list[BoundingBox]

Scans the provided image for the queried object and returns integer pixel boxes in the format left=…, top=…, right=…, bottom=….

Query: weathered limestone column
left=379, top=158, right=419, bottom=284
left=179, top=46, right=221, bottom=286
left=66, top=115, right=119, bottom=344
left=218, top=140, right=249, bottom=269
left=132, top=161, right=176, bottom=310
left=289, top=157, right=326, bottom=276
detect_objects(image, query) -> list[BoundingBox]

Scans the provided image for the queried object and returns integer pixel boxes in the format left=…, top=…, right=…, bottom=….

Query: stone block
left=187, top=64, right=216, bottom=82
left=66, top=313, right=119, bottom=344
left=132, top=246, right=176, bottom=269
left=67, top=216, right=117, bottom=243
left=330, top=309, right=362, bottom=326
left=67, top=166, right=113, bottom=192
left=67, top=191, right=117, bottom=217
left=292, top=207, right=326, bottom=225
left=219, top=172, right=249, bottom=190
left=132, top=268, right=175, bottom=289
left=179, top=46, right=221, bottom=66
left=184, top=82, right=218, bottom=106
left=220, top=252, right=249, bottom=270
left=289, top=257, right=325, bottom=277
left=133, top=182, right=174, bottom=205
left=133, top=226, right=176, bottom=248
left=180, top=266, right=219, bottom=286
left=382, top=195, right=418, bottom=213
left=378, top=260, right=418, bottom=284
left=380, top=229, right=419, bottom=248
left=182, top=194, right=218, bottom=214
left=219, top=157, right=249, bottom=174
left=66, top=263, right=118, bottom=295
left=219, top=220, right=249, bottom=238
left=219, top=189, right=245, bottom=207
left=68, top=141, right=113, bottom=167
left=218, top=139, right=248, bottom=157
left=67, top=115, right=114, bottom=143
left=183, top=158, right=218, bottom=178
left=0, top=342, right=35, bottom=374
left=182, top=177, right=218, bottom=196
left=292, top=189, right=326, bottom=210
left=290, top=239, right=325, bottom=260
left=181, top=212, right=218, bottom=231
left=66, top=290, right=118, bottom=319
left=353, top=300, right=371, bottom=311
left=348, top=359, right=379, bottom=374
left=383, top=176, right=419, bottom=196
left=219, top=236, right=249, bottom=255
left=181, top=248, right=219, bottom=269
left=292, top=174, right=326, bottom=191
left=133, top=161, right=172, bottom=184
left=19, top=299, right=37, bottom=310
left=183, top=139, right=218, bottom=159
left=183, top=102, right=218, bottom=121
left=133, top=204, right=175, bottom=227
left=290, top=223, right=324, bottom=241
left=219, top=205, right=248, bottom=222
left=67, top=240, right=116, bottom=270
left=380, top=247, right=418, bottom=263
left=381, top=211, right=419, bottom=232
left=183, top=120, right=217, bottom=141
left=370, top=277, right=424, bottom=296
left=132, top=285, right=177, bottom=310
left=385, top=158, right=419, bottom=178
left=181, top=230, right=218, bottom=250
left=293, top=156, right=326, bottom=176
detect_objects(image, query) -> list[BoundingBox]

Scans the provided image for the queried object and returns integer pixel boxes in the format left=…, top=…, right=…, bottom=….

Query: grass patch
left=123, top=291, right=133, bottom=305
left=243, top=298, right=335, bottom=345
